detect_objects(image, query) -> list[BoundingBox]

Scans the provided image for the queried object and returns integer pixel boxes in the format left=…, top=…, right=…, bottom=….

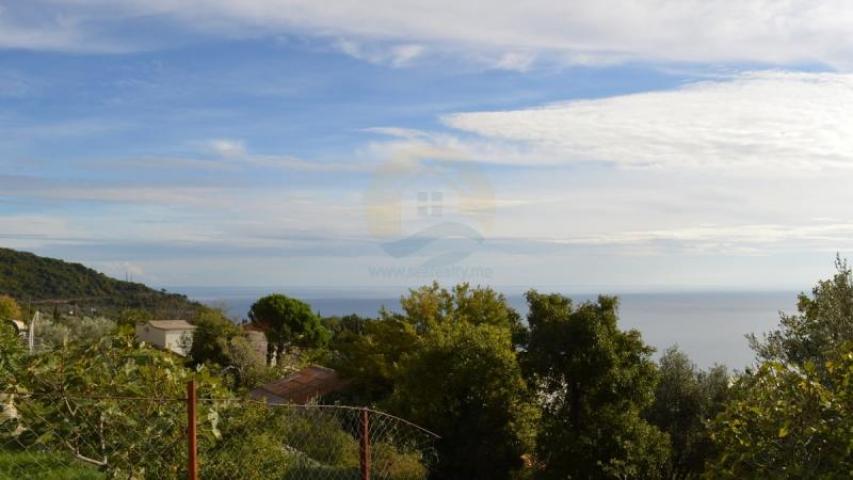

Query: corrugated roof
left=250, top=366, right=350, bottom=405
left=147, top=320, right=195, bottom=331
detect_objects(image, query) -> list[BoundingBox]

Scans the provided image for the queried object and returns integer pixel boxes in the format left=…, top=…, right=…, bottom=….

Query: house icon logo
left=364, top=151, right=494, bottom=268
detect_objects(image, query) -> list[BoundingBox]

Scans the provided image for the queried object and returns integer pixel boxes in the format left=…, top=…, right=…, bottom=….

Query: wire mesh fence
left=0, top=388, right=438, bottom=480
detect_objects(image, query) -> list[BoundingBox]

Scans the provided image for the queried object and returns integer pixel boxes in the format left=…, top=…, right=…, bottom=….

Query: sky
left=2, top=0, right=853, bottom=292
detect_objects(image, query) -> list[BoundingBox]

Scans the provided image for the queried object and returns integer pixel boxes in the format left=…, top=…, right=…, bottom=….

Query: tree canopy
left=390, top=321, right=537, bottom=480
left=249, top=294, right=330, bottom=365
left=646, top=347, right=728, bottom=479
left=709, top=257, right=853, bottom=477
left=524, top=292, right=669, bottom=479
left=0, top=295, right=21, bottom=321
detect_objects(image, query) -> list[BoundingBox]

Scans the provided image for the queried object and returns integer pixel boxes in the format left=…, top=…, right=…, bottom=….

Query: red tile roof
left=250, top=365, right=350, bottom=405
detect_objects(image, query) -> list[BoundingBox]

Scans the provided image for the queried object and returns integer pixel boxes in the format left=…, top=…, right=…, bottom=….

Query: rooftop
left=250, top=366, right=350, bottom=405
left=146, top=320, right=195, bottom=331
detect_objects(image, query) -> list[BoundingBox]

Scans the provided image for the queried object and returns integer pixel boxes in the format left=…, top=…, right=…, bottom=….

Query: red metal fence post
left=187, top=380, right=198, bottom=480
left=360, top=408, right=371, bottom=480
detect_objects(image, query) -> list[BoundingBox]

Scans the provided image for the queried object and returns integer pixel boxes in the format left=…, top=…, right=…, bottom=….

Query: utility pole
left=187, top=380, right=198, bottom=480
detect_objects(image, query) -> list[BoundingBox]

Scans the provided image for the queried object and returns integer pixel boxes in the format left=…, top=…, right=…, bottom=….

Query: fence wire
left=0, top=393, right=438, bottom=480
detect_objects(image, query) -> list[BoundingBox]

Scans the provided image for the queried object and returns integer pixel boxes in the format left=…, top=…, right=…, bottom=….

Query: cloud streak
left=442, top=72, right=853, bottom=172
left=3, top=1, right=852, bottom=68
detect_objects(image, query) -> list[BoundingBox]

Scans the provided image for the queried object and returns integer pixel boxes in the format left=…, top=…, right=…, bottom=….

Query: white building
left=135, top=320, right=195, bottom=356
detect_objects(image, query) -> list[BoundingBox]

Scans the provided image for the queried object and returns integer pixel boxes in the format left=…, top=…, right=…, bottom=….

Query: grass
left=0, top=449, right=104, bottom=480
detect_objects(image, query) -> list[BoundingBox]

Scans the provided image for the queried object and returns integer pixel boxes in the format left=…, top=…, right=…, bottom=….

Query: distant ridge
left=0, top=247, right=200, bottom=318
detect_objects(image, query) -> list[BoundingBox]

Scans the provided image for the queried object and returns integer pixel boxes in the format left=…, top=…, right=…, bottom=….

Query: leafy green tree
left=708, top=347, right=853, bottom=478
left=331, top=284, right=536, bottom=478
left=396, top=283, right=527, bottom=347
left=331, top=317, right=420, bottom=403
left=709, top=260, right=853, bottom=478
left=0, top=295, right=21, bottom=321
left=646, top=347, right=729, bottom=479
left=749, top=256, right=853, bottom=371
left=524, top=292, right=669, bottom=479
left=189, top=307, right=242, bottom=367
left=390, top=321, right=538, bottom=480
left=249, top=294, right=330, bottom=365
left=322, top=313, right=371, bottom=338
left=332, top=283, right=527, bottom=406
left=224, top=335, right=269, bottom=389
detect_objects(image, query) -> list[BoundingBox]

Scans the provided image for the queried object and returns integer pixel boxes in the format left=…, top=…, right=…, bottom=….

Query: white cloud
left=493, top=52, right=535, bottom=72
left=202, top=138, right=370, bottom=172
left=542, top=222, right=853, bottom=252
left=335, top=39, right=425, bottom=67
left=443, top=72, right=853, bottom=172
left=26, top=0, right=853, bottom=67
left=0, top=3, right=134, bottom=53
left=208, top=138, right=247, bottom=158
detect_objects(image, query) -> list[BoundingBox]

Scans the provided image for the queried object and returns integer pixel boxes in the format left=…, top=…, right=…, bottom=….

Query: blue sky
left=2, top=1, right=853, bottom=291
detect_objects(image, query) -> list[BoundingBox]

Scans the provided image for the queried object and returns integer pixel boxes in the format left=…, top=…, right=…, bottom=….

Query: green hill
left=0, top=247, right=201, bottom=318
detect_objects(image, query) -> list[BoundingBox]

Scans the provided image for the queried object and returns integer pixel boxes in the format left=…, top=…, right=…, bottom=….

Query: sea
left=174, top=286, right=798, bottom=370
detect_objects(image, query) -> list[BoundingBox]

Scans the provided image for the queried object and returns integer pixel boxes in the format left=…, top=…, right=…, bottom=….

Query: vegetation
left=391, top=321, right=537, bottom=480
left=188, top=307, right=270, bottom=389
left=0, top=449, right=103, bottom=480
left=3, top=251, right=853, bottom=478
left=708, top=349, right=853, bottom=478
left=0, top=296, right=21, bottom=322
left=645, top=347, right=728, bottom=479
left=0, top=248, right=200, bottom=318
left=249, top=294, right=331, bottom=365
left=708, top=258, right=853, bottom=478
left=524, top=292, right=668, bottom=479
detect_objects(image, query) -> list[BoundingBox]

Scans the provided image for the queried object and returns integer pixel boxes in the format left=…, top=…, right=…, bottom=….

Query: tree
left=188, top=307, right=242, bottom=367
left=0, top=295, right=21, bottom=321
left=249, top=294, right=330, bottom=365
left=396, top=283, right=528, bottom=348
left=524, top=291, right=669, bottom=479
left=331, top=317, right=420, bottom=404
left=709, top=259, right=853, bottom=477
left=329, top=284, right=537, bottom=478
left=331, top=283, right=527, bottom=406
left=749, top=255, right=853, bottom=371
left=389, top=321, right=538, bottom=480
left=322, top=313, right=371, bottom=338
left=224, top=335, right=269, bottom=389
left=707, top=347, right=853, bottom=478
left=646, top=347, right=729, bottom=479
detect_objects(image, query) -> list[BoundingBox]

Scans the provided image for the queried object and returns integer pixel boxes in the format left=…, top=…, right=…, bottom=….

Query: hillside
left=0, top=247, right=200, bottom=318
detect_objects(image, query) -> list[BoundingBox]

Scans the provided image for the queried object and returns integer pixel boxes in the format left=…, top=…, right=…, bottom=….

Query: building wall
left=135, top=324, right=167, bottom=349
left=164, top=330, right=192, bottom=356
left=135, top=324, right=193, bottom=356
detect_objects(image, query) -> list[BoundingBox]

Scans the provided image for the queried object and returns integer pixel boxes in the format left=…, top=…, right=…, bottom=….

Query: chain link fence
left=0, top=389, right=438, bottom=480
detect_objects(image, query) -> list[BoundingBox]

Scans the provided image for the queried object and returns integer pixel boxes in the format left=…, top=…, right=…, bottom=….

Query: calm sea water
left=175, top=286, right=797, bottom=370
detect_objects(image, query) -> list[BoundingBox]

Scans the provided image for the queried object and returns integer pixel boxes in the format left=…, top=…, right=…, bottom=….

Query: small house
left=135, top=320, right=195, bottom=356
